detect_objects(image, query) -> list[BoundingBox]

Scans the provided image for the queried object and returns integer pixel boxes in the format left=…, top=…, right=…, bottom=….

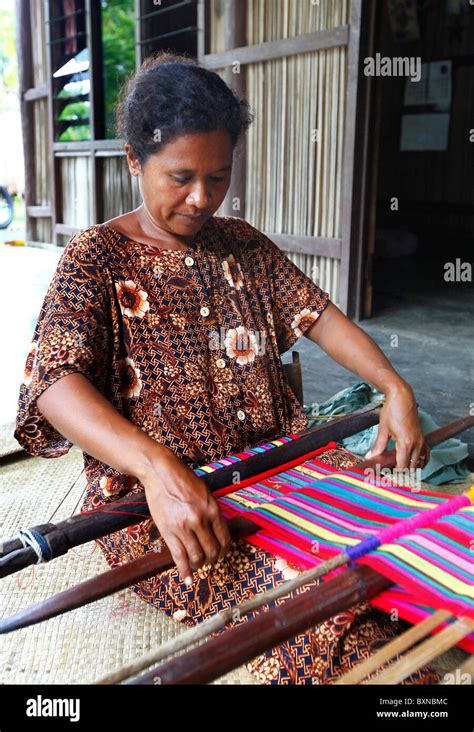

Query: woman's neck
left=128, top=206, right=196, bottom=250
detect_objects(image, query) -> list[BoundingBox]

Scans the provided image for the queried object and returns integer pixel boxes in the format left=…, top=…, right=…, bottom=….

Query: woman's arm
left=305, top=303, right=429, bottom=470
left=37, top=373, right=230, bottom=583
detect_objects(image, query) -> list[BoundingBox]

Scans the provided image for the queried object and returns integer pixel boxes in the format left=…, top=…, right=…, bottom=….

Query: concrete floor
left=2, top=242, right=473, bottom=460
left=288, top=253, right=474, bottom=460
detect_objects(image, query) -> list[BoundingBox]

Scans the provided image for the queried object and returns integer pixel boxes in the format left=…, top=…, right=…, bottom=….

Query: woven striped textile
left=213, top=454, right=474, bottom=652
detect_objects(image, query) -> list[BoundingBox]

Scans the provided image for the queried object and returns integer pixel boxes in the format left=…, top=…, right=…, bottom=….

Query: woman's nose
left=186, top=183, right=211, bottom=208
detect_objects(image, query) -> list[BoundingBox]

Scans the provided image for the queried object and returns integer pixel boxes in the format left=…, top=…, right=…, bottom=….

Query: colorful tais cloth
left=217, top=456, right=474, bottom=652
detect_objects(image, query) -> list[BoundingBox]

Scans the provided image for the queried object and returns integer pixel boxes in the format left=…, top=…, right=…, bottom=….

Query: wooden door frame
left=344, top=0, right=385, bottom=321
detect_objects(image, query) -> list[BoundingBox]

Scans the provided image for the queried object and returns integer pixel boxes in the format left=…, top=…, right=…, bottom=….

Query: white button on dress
left=185, top=256, right=195, bottom=267
left=237, top=410, right=246, bottom=421
left=200, top=306, right=210, bottom=317
left=216, top=358, right=226, bottom=369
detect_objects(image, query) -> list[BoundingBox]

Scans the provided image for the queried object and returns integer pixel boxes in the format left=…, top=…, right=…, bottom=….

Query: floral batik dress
left=15, top=216, right=438, bottom=684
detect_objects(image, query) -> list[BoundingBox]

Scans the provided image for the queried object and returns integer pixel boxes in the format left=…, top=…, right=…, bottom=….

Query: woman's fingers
left=191, top=520, right=222, bottom=565
left=409, top=440, right=430, bottom=470
left=212, top=511, right=232, bottom=558
left=165, top=534, right=193, bottom=585
left=395, top=439, right=412, bottom=470
left=370, top=423, right=390, bottom=458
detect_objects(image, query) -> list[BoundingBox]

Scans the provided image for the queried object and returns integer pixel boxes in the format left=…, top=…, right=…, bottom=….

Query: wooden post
left=222, top=0, right=247, bottom=219
left=339, top=0, right=363, bottom=315
left=16, top=0, right=36, bottom=242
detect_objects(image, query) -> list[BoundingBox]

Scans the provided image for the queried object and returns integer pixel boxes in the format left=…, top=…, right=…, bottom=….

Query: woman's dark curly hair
left=115, top=51, right=254, bottom=166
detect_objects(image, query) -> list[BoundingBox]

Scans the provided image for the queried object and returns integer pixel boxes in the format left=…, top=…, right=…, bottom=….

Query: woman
left=15, top=52, right=434, bottom=684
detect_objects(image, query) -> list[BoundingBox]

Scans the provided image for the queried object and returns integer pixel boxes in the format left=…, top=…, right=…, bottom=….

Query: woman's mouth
left=176, top=212, right=208, bottom=221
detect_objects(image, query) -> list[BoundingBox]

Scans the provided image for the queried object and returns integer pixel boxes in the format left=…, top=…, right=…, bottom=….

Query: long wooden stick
left=366, top=617, right=474, bottom=685
left=335, top=609, right=453, bottom=684
left=0, top=403, right=383, bottom=576
left=128, top=566, right=391, bottom=685
left=96, top=549, right=349, bottom=684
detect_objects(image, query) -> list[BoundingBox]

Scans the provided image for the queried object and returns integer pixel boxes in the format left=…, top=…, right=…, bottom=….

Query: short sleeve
left=15, top=228, right=113, bottom=458
left=241, top=224, right=331, bottom=354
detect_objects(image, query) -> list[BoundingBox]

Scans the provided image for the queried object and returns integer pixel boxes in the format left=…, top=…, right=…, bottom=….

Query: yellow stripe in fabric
left=467, top=487, right=474, bottom=504
left=294, top=465, right=335, bottom=481
left=297, top=467, right=437, bottom=510
left=225, top=495, right=261, bottom=509
left=199, top=465, right=216, bottom=473
left=267, top=504, right=360, bottom=547
left=378, top=544, right=474, bottom=597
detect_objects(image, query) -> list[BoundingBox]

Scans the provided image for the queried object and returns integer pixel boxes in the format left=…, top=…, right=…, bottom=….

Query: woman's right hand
left=138, top=449, right=231, bottom=585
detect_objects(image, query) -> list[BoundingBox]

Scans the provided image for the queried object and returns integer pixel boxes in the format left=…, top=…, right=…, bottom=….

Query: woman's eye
left=172, top=175, right=225, bottom=184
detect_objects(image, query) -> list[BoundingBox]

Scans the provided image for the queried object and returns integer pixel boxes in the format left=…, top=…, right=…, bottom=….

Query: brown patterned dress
left=15, top=216, right=438, bottom=684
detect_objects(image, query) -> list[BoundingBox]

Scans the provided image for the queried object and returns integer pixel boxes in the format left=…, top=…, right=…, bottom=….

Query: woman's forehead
left=147, top=129, right=234, bottom=168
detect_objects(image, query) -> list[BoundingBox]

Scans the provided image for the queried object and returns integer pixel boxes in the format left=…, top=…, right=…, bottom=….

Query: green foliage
left=58, top=101, right=90, bottom=121
left=101, top=0, right=135, bottom=138
left=58, top=125, right=91, bottom=142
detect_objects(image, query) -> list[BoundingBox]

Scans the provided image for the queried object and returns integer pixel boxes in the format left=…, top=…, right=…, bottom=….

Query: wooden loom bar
left=366, top=617, right=474, bottom=685
left=0, top=516, right=254, bottom=634
left=130, top=565, right=391, bottom=685
left=335, top=609, right=453, bottom=684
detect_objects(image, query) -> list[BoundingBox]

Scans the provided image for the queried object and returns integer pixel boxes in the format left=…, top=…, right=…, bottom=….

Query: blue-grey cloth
left=304, top=382, right=470, bottom=485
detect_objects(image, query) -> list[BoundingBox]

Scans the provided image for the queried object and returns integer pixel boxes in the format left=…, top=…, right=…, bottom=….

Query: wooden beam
left=197, top=0, right=205, bottom=62
left=135, top=0, right=142, bottom=69
left=53, top=140, right=125, bottom=153
left=27, top=206, right=52, bottom=218
left=222, top=0, right=247, bottom=219
left=85, top=0, right=103, bottom=224
left=267, top=233, right=342, bottom=259
left=46, top=0, right=60, bottom=246
left=16, top=0, right=35, bottom=242
left=55, top=223, right=82, bottom=236
left=339, top=1, right=362, bottom=315
left=203, top=26, right=349, bottom=69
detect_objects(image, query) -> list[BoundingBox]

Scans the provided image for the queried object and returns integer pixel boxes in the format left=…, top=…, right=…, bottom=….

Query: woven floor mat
left=0, top=448, right=256, bottom=685
left=0, top=422, right=23, bottom=458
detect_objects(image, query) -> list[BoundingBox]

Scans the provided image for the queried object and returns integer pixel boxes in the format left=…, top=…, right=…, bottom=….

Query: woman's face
left=125, top=129, right=233, bottom=240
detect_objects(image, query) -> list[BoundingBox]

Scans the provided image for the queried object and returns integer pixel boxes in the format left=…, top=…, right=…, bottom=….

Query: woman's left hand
left=369, top=385, right=430, bottom=470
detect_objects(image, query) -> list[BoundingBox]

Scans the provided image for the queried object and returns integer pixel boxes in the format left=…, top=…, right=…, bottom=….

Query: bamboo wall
left=60, top=156, right=91, bottom=228
left=101, top=157, right=141, bottom=221
left=210, top=0, right=350, bottom=304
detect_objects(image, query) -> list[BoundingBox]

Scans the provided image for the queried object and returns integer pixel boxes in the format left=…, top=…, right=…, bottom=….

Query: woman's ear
left=124, top=144, right=141, bottom=177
